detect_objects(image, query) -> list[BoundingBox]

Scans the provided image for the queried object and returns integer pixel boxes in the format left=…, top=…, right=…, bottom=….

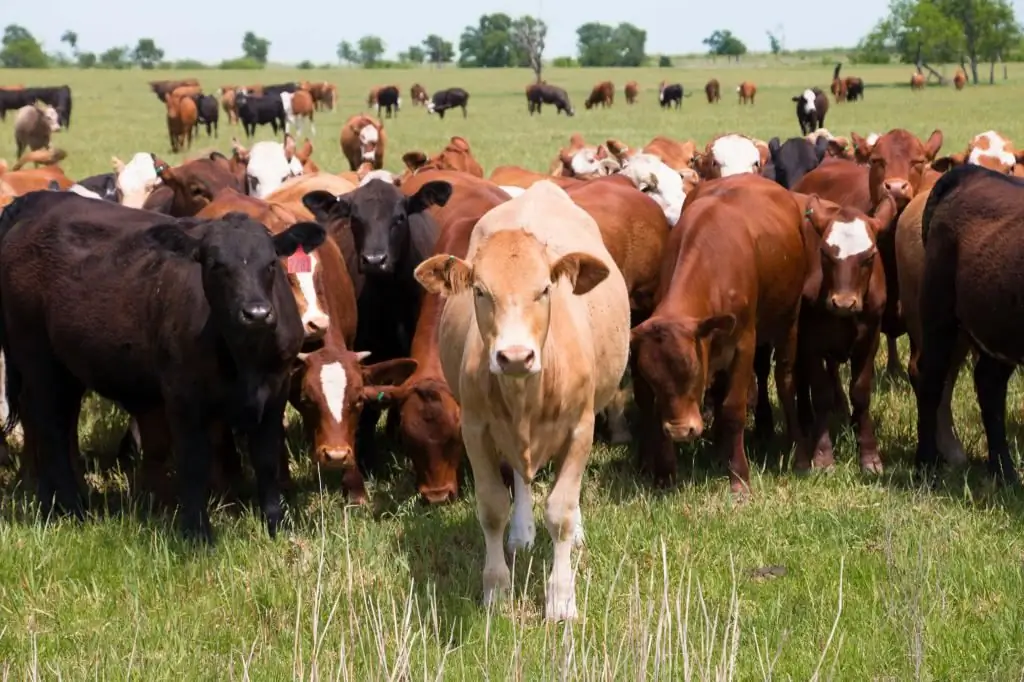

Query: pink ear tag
left=286, top=246, right=311, bottom=274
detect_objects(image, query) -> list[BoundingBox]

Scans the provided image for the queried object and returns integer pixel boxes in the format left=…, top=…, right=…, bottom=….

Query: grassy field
left=1, top=63, right=1024, bottom=681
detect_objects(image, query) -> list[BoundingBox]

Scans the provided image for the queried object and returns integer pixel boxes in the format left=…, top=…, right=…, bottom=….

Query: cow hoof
left=609, top=428, right=632, bottom=445
left=729, top=481, right=752, bottom=502
left=346, top=490, right=369, bottom=506
left=812, top=447, right=836, bottom=470
left=859, top=455, right=884, bottom=475
left=482, top=567, right=512, bottom=607
left=940, top=444, right=968, bottom=469
left=545, top=581, right=578, bottom=621
left=506, top=518, right=536, bottom=555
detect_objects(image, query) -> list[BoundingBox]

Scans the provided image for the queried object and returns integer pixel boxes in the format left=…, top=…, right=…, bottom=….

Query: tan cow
left=340, top=114, right=385, bottom=171
left=910, top=72, right=926, bottom=90
left=415, top=181, right=630, bottom=621
left=737, top=81, right=756, bottom=104
left=219, top=87, right=239, bottom=125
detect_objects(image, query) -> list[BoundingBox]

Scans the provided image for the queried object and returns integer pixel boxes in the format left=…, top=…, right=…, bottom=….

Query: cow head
left=302, top=180, right=452, bottom=275
left=40, top=105, right=61, bottom=132
left=415, top=229, right=609, bottom=377
left=932, top=131, right=1024, bottom=175
left=793, top=89, right=816, bottom=115
left=630, top=314, right=736, bottom=442
left=619, top=152, right=688, bottom=226
left=803, top=194, right=897, bottom=315
left=145, top=214, right=326, bottom=352
left=694, top=134, right=763, bottom=179
left=768, top=136, right=830, bottom=190
left=852, top=128, right=942, bottom=207
left=151, top=151, right=241, bottom=216
left=556, top=145, right=619, bottom=179
left=357, top=122, right=381, bottom=162
left=236, top=134, right=303, bottom=198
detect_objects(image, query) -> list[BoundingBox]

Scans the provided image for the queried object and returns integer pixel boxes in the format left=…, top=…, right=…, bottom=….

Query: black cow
left=235, top=91, right=286, bottom=139
left=846, top=77, right=865, bottom=102
left=793, top=87, right=829, bottom=135
left=192, top=94, right=220, bottom=138
left=76, top=173, right=120, bottom=202
left=262, top=82, right=298, bottom=97
left=0, top=86, right=72, bottom=128
left=766, top=136, right=830, bottom=189
left=0, top=191, right=327, bottom=541
left=527, top=83, right=574, bottom=116
left=658, top=83, right=684, bottom=109
left=301, top=179, right=452, bottom=466
left=426, top=88, right=470, bottom=119
left=376, top=85, right=401, bottom=119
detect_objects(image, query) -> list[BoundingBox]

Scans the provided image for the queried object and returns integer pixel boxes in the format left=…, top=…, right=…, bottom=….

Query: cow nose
left=495, top=346, right=536, bottom=374
left=240, top=303, right=273, bottom=325
left=317, top=446, right=354, bottom=467
left=828, top=295, right=861, bottom=314
left=663, top=419, right=703, bottom=442
left=361, top=252, right=389, bottom=271
left=304, top=312, right=329, bottom=338
left=883, top=179, right=911, bottom=198
left=419, top=484, right=458, bottom=505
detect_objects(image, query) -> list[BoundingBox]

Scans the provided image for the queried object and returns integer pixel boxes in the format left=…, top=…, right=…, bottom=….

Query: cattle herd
left=0, top=65, right=1019, bottom=622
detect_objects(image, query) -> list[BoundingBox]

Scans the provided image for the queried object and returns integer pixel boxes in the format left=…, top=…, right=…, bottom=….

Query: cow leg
left=23, top=370, right=85, bottom=521
left=245, top=392, right=288, bottom=538
left=973, top=354, right=1019, bottom=485
left=753, top=344, right=773, bottom=441
left=937, top=340, right=969, bottom=468
left=506, top=469, right=536, bottom=553
left=850, top=322, right=883, bottom=474
left=462, top=105, right=467, bottom=118
left=310, top=114, right=316, bottom=136
left=632, top=354, right=677, bottom=484
left=772, top=320, right=803, bottom=471
left=827, top=358, right=849, bottom=418
left=603, top=380, right=632, bottom=445
left=718, top=339, right=755, bottom=495
left=793, top=347, right=815, bottom=471
left=167, top=408, right=215, bottom=542
left=885, top=334, right=902, bottom=377
left=463, top=424, right=511, bottom=607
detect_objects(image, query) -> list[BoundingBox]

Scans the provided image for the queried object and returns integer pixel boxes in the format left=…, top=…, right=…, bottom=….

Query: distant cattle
left=526, top=83, right=574, bottom=116
left=427, top=87, right=470, bottom=119
left=953, top=69, right=967, bottom=90
left=845, top=77, right=865, bottom=101
left=737, top=81, right=756, bottom=105
left=165, top=92, right=197, bottom=153
left=584, top=81, right=614, bottom=109
left=13, top=104, right=61, bottom=158
left=281, top=89, right=316, bottom=137
left=192, top=94, right=219, bottom=138
left=375, top=85, right=401, bottom=119
left=624, top=81, right=639, bottom=104
left=261, top=82, right=298, bottom=98
left=219, top=87, right=239, bottom=125
left=658, top=82, right=684, bottom=109
left=831, top=64, right=848, bottom=102
left=235, top=91, right=286, bottom=139
left=793, top=87, right=829, bottom=135
left=149, top=79, right=200, bottom=102
left=705, top=78, right=721, bottom=103
left=410, top=83, right=429, bottom=106
left=340, top=114, right=386, bottom=171
left=911, top=73, right=926, bottom=90
left=0, top=86, right=72, bottom=128
left=0, top=190, right=327, bottom=541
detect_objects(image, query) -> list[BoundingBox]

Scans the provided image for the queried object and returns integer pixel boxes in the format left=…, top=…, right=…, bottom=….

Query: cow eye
left=537, top=285, right=551, bottom=300
left=473, top=286, right=485, bottom=299
left=190, top=185, right=204, bottom=197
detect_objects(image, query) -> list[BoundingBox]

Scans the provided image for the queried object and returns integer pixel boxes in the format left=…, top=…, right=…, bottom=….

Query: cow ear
left=605, top=138, right=630, bottom=162
left=402, top=151, right=428, bottom=172
left=931, top=153, right=963, bottom=173
left=827, top=139, right=848, bottom=158
left=362, top=358, right=418, bottom=388
left=406, top=181, right=453, bottom=214
left=924, top=129, right=943, bottom=160
left=803, top=194, right=840, bottom=236
left=695, top=314, right=736, bottom=339
left=273, top=221, right=326, bottom=257
left=146, top=224, right=201, bottom=261
left=111, top=156, right=125, bottom=173
left=814, top=136, right=830, bottom=162
left=791, top=96, right=801, bottom=102
left=550, top=252, right=609, bottom=296
left=283, top=134, right=296, bottom=161
left=302, top=190, right=348, bottom=222
left=414, top=254, right=472, bottom=296
left=768, top=137, right=781, bottom=155
left=850, top=132, right=872, bottom=155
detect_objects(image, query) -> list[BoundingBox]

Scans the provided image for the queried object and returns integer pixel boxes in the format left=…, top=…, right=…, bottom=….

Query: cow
left=76, top=171, right=119, bottom=203
left=219, top=87, right=239, bottom=125
left=606, top=151, right=693, bottom=227
left=795, top=194, right=897, bottom=473
left=549, top=135, right=619, bottom=179
left=192, top=94, right=219, bottom=139
left=737, top=81, right=756, bottom=104
left=845, top=77, right=865, bottom=101
left=831, top=64, right=847, bottom=102
left=607, top=135, right=700, bottom=174
left=911, top=73, right=926, bottom=90
left=411, top=83, right=429, bottom=106
left=143, top=152, right=243, bottom=216
left=0, top=87, right=69, bottom=125
left=366, top=86, right=380, bottom=108
left=584, top=81, right=614, bottom=109
left=110, top=152, right=160, bottom=208
left=165, top=92, right=197, bottom=153
left=793, top=88, right=829, bottom=135
left=705, top=78, right=721, bottom=103
left=150, top=79, right=200, bottom=102
left=915, top=164, right=1024, bottom=486
left=0, top=190, right=327, bottom=541
left=340, top=115, right=386, bottom=172
left=262, top=83, right=298, bottom=98
left=624, top=81, right=639, bottom=104
left=235, top=91, right=286, bottom=139
left=630, top=174, right=810, bottom=490
left=414, top=180, right=630, bottom=621
left=232, top=134, right=304, bottom=198
left=400, top=136, right=485, bottom=180
left=526, top=83, right=574, bottom=116
left=658, top=82, right=683, bottom=109
left=932, top=130, right=1024, bottom=175
left=375, top=85, right=401, bottom=119
left=691, top=134, right=767, bottom=179
left=766, top=136, right=835, bottom=190
left=427, top=88, right=469, bottom=119
left=953, top=69, right=967, bottom=90
left=281, top=89, right=316, bottom=137
left=13, top=104, right=61, bottom=158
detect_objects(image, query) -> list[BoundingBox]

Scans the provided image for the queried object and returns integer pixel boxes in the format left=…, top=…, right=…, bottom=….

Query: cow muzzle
left=419, top=482, right=458, bottom=505
left=883, top=178, right=912, bottom=203
left=493, top=345, right=538, bottom=376
left=827, top=293, right=862, bottom=315
left=663, top=417, right=703, bottom=442
left=316, top=445, right=354, bottom=468
left=239, top=303, right=275, bottom=326
left=360, top=252, right=391, bottom=274
left=303, top=312, right=329, bottom=341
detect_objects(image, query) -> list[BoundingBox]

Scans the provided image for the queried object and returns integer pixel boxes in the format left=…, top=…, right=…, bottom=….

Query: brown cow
left=831, top=77, right=848, bottom=103
left=340, top=114, right=385, bottom=171
left=149, top=78, right=200, bottom=102
left=400, top=136, right=485, bottom=180
left=220, top=87, right=239, bottom=125
left=584, top=81, right=615, bottom=109
left=607, top=135, right=699, bottom=173
left=549, top=134, right=619, bottom=178
left=143, top=152, right=242, bottom=216
left=911, top=72, right=926, bottom=90
left=489, top=166, right=585, bottom=191
left=737, top=81, right=756, bottom=104
left=11, top=147, right=66, bottom=171
left=953, top=69, right=967, bottom=90
left=624, top=81, right=639, bottom=104
left=705, top=78, right=721, bottom=103
left=411, top=83, right=429, bottom=106
left=631, top=174, right=809, bottom=490
left=165, top=91, right=198, bottom=153
left=795, top=194, right=897, bottom=473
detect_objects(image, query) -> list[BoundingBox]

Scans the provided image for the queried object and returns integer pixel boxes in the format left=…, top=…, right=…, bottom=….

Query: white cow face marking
left=711, top=135, right=761, bottom=176
left=359, top=125, right=379, bottom=162
left=800, top=89, right=816, bottom=114
left=622, top=153, right=685, bottom=226
left=117, top=152, right=159, bottom=209
left=318, top=361, right=348, bottom=424
left=825, top=218, right=873, bottom=258
left=967, top=130, right=1016, bottom=171
left=293, top=250, right=330, bottom=335
left=359, top=169, right=396, bottom=186
left=246, top=141, right=300, bottom=198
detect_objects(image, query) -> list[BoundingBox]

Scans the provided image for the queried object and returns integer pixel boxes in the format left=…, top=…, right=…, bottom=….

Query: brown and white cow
left=400, top=136, right=485, bottom=180
left=737, top=81, right=756, bottom=104
left=415, top=181, right=630, bottom=621
left=705, top=78, right=721, bottom=103
left=549, top=134, right=619, bottom=178
left=932, top=130, right=1024, bottom=176
left=410, top=83, right=429, bottom=106
left=910, top=72, right=926, bottom=90
left=281, top=89, right=316, bottom=137
left=624, top=80, right=639, bottom=104
left=340, top=114, right=385, bottom=172
left=953, top=69, right=967, bottom=90
left=604, top=141, right=699, bottom=226
left=584, top=81, right=614, bottom=109
left=692, top=134, right=767, bottom=179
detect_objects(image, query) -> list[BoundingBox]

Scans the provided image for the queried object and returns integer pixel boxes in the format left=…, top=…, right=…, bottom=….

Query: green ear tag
left=376, top=391, right=385, bottom=402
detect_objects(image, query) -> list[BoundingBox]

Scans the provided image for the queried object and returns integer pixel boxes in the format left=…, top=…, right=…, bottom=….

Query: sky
left=3, top=0, right=942, bottom=64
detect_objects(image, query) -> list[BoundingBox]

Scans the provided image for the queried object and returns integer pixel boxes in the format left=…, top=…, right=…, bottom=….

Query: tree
left=241, top=31, right=270, bottom=64
left=767, top=31, right=782, bottom=55
left=77, top=52, right=97, bottom=68
left=405, top=45, right=426, bottom=64
left=703, top=29, right=748, bottom=61
left=61, top=30, right=78, bottom=54
left=132, top=38, right=164, bottom=70
left=575, top=22, right=647, bottom=67
left=459, top=13, right=517, bottom=67
left=98, top=46, right=130, bottom=69
left=337, top=40, right=359, bottom=65
left=0, top=24, right=49, bottom=68
left=358, top=35, right=386, bottom=67
left=422, top=34, right=455, bottom=65
left=512, top=16, right=547, bottom=81
left=611, top=22, right=646, bottom=67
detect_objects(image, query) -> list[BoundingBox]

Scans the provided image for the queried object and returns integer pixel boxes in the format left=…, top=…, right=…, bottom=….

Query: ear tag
left=286, top=246, right=312, bottom=274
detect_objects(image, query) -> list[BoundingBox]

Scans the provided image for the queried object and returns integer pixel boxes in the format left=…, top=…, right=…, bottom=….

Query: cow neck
left=665, top=249, right=719, bottom=322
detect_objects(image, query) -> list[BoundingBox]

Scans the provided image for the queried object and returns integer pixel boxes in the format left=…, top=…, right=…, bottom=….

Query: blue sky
left=3, top=0, right=977, bottom=64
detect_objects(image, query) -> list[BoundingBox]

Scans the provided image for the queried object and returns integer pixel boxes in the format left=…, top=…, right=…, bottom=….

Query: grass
left=1, top=63, right=1024, bottom=680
